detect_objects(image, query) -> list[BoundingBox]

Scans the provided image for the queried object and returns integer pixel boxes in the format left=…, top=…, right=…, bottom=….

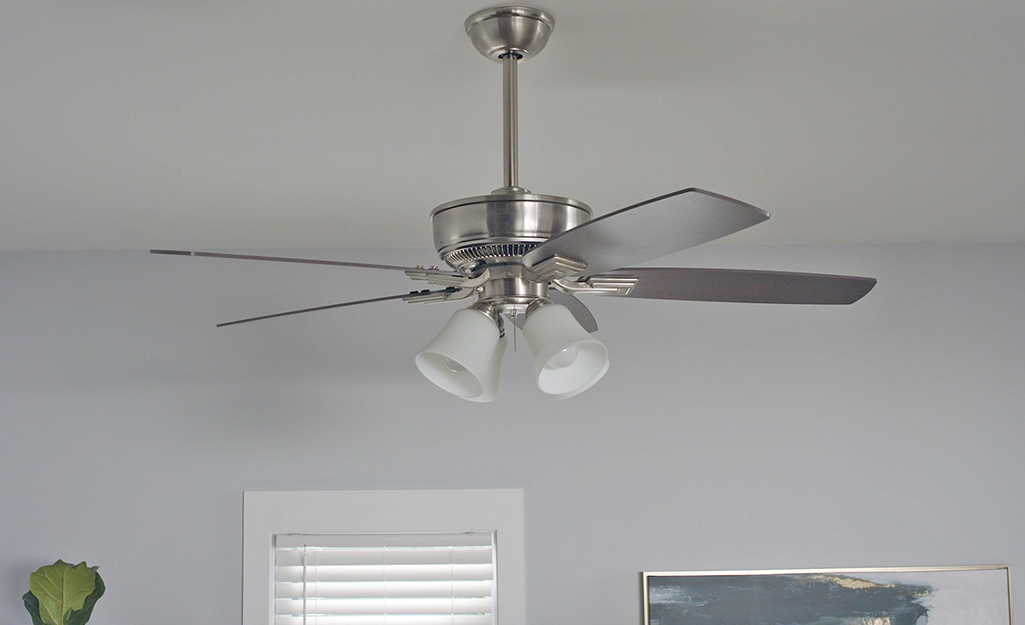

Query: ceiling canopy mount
left=464, top=6, right=555, bottom=62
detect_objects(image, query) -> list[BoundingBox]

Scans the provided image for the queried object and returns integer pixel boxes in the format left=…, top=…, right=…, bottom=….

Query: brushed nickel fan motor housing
left=430, top=6, right=590, bottom=312
left=430, top=192, right=592, bottom=274
left=434, top=8, right=586, bottom=269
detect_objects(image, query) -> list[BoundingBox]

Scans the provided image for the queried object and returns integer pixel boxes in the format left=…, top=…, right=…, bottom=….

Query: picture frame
left=643, top=565, right=1012, bottom=625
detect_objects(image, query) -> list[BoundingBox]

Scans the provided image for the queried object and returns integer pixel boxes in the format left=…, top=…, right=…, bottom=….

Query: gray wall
left=1, top=243, right=1022, bottom=624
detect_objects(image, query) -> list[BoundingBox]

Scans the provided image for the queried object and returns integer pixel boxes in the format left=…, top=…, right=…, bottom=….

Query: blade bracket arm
left=406, top=266, right=492, bottom=289
left=524, top=254, right=588, bottom=282
left=404, top=266, right=469, bottom=286
left=553, top=275, right=639, bottom=296
left=402, top=286, right=475, bottom=304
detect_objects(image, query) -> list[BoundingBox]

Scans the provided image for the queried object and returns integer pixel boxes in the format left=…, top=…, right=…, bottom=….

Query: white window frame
left=243, top=489, right=525, bottom=625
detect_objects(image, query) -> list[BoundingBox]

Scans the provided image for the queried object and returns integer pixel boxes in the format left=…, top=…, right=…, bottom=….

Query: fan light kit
left=154, top=6, right=876, bottom=401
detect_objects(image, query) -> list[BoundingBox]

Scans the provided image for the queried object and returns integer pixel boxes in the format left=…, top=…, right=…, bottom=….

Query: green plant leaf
left=65, top=568, right=104, bottom=625
left=22, top=591, right=47, bottom=625
left=29, top=561, right=96, bottom=625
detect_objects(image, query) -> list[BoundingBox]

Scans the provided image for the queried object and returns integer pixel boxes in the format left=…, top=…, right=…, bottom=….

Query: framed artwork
left=643, top=566, right=1012, bottom=625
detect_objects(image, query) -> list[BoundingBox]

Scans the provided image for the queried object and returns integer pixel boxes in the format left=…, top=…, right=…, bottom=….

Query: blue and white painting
left=645, top=567, right=1011, bottom=625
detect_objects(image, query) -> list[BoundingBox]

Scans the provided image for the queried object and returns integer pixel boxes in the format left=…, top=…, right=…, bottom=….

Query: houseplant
left=23, top=560, right=104, bottom=625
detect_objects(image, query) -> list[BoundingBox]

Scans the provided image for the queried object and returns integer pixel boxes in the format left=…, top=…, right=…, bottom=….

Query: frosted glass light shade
left=522, top=303, right=609, bottom=399
left=465, top=334, right=507, bottom=403
left=416, top=308, right=502, bottom=399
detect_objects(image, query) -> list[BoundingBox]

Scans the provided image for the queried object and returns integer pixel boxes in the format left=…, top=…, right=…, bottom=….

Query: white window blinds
left=274, top=532, right=497, bottom=625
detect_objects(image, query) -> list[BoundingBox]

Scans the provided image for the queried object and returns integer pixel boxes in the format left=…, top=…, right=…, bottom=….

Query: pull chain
left=510, top=310, right=518, bottom=351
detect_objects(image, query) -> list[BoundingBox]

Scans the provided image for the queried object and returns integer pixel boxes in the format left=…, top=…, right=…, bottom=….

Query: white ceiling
left=3, top=0, right=1024, bottom=252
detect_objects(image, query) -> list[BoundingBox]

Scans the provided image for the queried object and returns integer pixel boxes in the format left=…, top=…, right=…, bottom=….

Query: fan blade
left=217, top=289, right=454, bottom=327
left=549, top=289, right=599, bottom=333
left=587, top=267, right=876, bottom=304
left=151, top=249, right=462, bottom=277
left=522, top=189, right=769, bottom=277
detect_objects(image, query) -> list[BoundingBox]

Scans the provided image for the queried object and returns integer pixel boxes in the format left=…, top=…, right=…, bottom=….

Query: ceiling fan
left=154, top=6, right=876, bottom=402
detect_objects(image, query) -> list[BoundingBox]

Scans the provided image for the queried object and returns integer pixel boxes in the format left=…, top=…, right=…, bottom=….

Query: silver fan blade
left=549, top=289, right=599, bottom=333
left=586, top=267, right=876, bottom=304
left=217, top=289, right=456, bottom=327
left=522, top=189, right=769, bottom=277
left=151, top=249, right=462, bottom=277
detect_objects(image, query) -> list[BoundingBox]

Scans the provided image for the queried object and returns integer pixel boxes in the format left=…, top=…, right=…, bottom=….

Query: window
left=243, top=489, right=525, bottom=625
left=274, top=532, right=496, bottom=624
